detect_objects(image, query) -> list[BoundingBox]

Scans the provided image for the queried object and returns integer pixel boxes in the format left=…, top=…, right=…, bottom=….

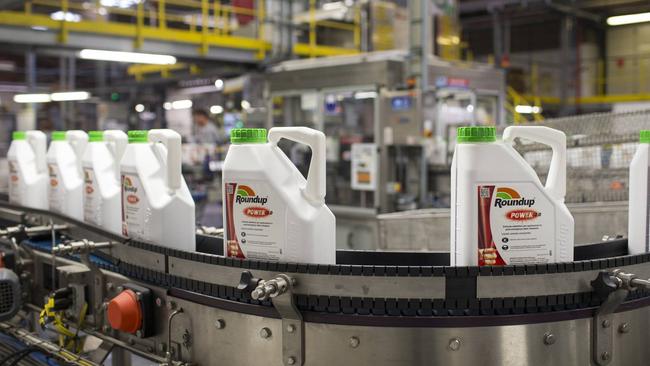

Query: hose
left=0, top=347, right=39, bottom=366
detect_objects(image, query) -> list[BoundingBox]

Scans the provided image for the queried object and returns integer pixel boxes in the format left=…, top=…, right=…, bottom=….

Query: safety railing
left=2, top=0, right=361, bottom=63
left=510, top=53, right=650, bottom=108
left=506, top=86, right=543, bottom=124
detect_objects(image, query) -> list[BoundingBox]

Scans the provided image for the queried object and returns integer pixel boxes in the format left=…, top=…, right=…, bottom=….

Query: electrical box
left=379, top=90, right=422, bottom=145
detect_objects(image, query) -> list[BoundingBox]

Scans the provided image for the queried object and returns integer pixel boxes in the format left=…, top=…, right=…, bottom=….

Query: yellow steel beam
left=0, top=11, right=271, bottom=52
left=200, top=0, right=208, bottom=55
left=256, top=0, right=265, bottom=59
left=135, top=1, right=144, bottom=48
left=127, top=63, right=188, bottom=76
left=293, top=43, right=359, bottom=57
left=59, top=0, right=69, bottom=44
left=213, top=1, right=221, bottom=35
left=353, top=5, right=360, bottom=50
left=0, top=11, right=359, bottom=60
left=158, top=0, right=166, bottom=29
left=309, top=0, right=316, bottom=57
left=522, top=93, right=650, bottom=105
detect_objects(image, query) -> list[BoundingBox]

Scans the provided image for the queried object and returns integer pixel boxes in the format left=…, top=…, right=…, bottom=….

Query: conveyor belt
left=3, top=201, right=650, bottom=325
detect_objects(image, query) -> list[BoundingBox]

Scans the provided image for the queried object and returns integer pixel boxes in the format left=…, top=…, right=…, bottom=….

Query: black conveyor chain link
left=4, top=200, right=650, bottom=317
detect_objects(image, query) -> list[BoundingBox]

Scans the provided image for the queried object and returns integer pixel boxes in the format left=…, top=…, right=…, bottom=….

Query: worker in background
left=191, top=109, right=225, bottom=145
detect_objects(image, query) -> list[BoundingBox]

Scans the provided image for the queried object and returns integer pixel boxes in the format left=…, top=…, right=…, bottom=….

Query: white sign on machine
left=351, top=143, right=377, bottom=191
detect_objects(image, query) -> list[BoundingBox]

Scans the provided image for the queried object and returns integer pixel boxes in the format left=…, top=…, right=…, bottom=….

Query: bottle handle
left=66, top=130, right=88, bottom=173
left=103, top=130, right=128, bottom=181
left=268, top=127, right=326, bottom=205
left=26, top=130, right=47, bottom=174
left=502, top=126, right=567, bottom=201
left=148, top=129, right=182, bottom=191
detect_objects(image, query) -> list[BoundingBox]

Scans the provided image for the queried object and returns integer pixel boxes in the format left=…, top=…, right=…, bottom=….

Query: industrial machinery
left=1, top=199, right=650, bottom=365
left=264, top=51, right=505, bottom=249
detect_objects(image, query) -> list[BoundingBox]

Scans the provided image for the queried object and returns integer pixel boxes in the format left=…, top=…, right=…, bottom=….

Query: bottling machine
left=1, top=198, right=650, bottom=365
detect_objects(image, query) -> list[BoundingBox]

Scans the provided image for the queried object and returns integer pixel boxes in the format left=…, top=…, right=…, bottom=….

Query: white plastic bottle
left=450, top=126, right=574, bottom=266
left=47, top=130, right=88, bottom=220
left=628, top=130, right=650, bottom=255
left=120, top=130, right=196, bottom=251
left=222, top=127, right=336, bottom=264
left=7, top=130, right=48, bottom=209
left=81, top=130, right=128, bottom=235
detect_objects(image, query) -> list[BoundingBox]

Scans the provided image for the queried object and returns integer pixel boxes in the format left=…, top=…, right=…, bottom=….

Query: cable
left=0, top=347, right=38, bottom=366
left=7, top=349, right=41, bottom=366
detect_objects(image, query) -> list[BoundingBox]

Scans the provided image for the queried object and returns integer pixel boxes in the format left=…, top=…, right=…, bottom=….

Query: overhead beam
left=0, top=25, right=261, bottom=63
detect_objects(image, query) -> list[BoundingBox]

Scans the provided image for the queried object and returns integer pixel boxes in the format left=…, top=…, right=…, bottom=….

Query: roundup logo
left=494, top=187, right=535, bottom=208
left=123, top=177, right=137, bottom=193
left=235, top=185, right=268, bottom=205
left=123, top=176, right=139, bottom=204
left=495, top=187, right=539, bottom=220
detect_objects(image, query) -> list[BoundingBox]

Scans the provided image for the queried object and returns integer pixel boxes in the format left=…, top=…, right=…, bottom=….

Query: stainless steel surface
left=168, top=256, right=447, bottom=299
left=147, top=295, right=650, bottom=366
left=267, top=58, right=404, bottom=93
left=4, top=205, right=650, bottom=365
left=477, top=263, right=650, bottom=298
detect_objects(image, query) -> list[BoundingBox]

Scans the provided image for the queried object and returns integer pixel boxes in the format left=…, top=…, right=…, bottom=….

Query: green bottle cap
left=230, top=128, right=267, bottom=144
left=88, top=131, right=104, bottom=142
left=12, top=131, right=26, bottom=140
left=51, top=131, right=67, bottom=141
left=457, top=126, right=497, bottom=143
left=128, top=130, right=148, bottom=143
left=640, top=130, right=650, bottom=144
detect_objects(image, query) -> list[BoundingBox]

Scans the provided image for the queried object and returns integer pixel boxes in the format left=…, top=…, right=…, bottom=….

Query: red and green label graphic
left=478, top=184, right=553, bottom=266
left=478, top=185, right=506, bottom=266
left=121, top=174, right=147, bottom=240
left=225, top=181, right=283, bottom=261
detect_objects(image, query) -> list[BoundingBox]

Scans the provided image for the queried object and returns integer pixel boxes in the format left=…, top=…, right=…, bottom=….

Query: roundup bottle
left=222, top=127, right=336, bottom=264
left=120, top=130, right=195, bottom=251
left=450, top=126, right=574, bottom=266
left=628, top=130, right=650, bottom=255
left=47, top=131, right=88, bottom=220
left=82, top=130, right=128, bottom=235
left=7, top=131, right=48, bottom=209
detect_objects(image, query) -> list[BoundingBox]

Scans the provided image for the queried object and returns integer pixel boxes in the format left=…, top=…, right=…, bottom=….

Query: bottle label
left=224, top=181, right=285, bottom=261
left=84, top=168, right=100, bottom=225
left=8, top=159, right=20, bottom=204
left=477, top=183, right=554, bottom=266
left=48, top=164, right=63, bottom=212
left=121, top=174, right=149, bottom=241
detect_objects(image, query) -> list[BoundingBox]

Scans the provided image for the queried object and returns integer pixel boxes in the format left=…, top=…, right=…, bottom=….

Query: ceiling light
left=515, top=105, right=541, bottom=114
left=607, top=12, right=650, bottom=26
left=240, top=100, right=251, bottom=110
left=210, top=105, right=224, bottom=114
left=354, top=91, right=377, bottom=100
left=79, top=49, right=176, bottom=65
left=13, top=94, right=51, bottom=103
left=31, top=26, right=48, bottom=31
left=214, top=79, right=224, bottom=90
left=135, top=104, right=145, bottom=113
left=163, top=102, right=172, bottom=110
left=100, top=0, right=140, bottom=8
left=323, top=1, right=345, bottom=11
left=51, top=91, right=90, bottom=101
left=171, top=99, right=192, bottom=110
left=50, top=11, right=81, bottom=22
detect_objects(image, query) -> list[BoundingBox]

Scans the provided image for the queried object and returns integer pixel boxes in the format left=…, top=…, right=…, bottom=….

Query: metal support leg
left=111, top=347, right=132, bottom=366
